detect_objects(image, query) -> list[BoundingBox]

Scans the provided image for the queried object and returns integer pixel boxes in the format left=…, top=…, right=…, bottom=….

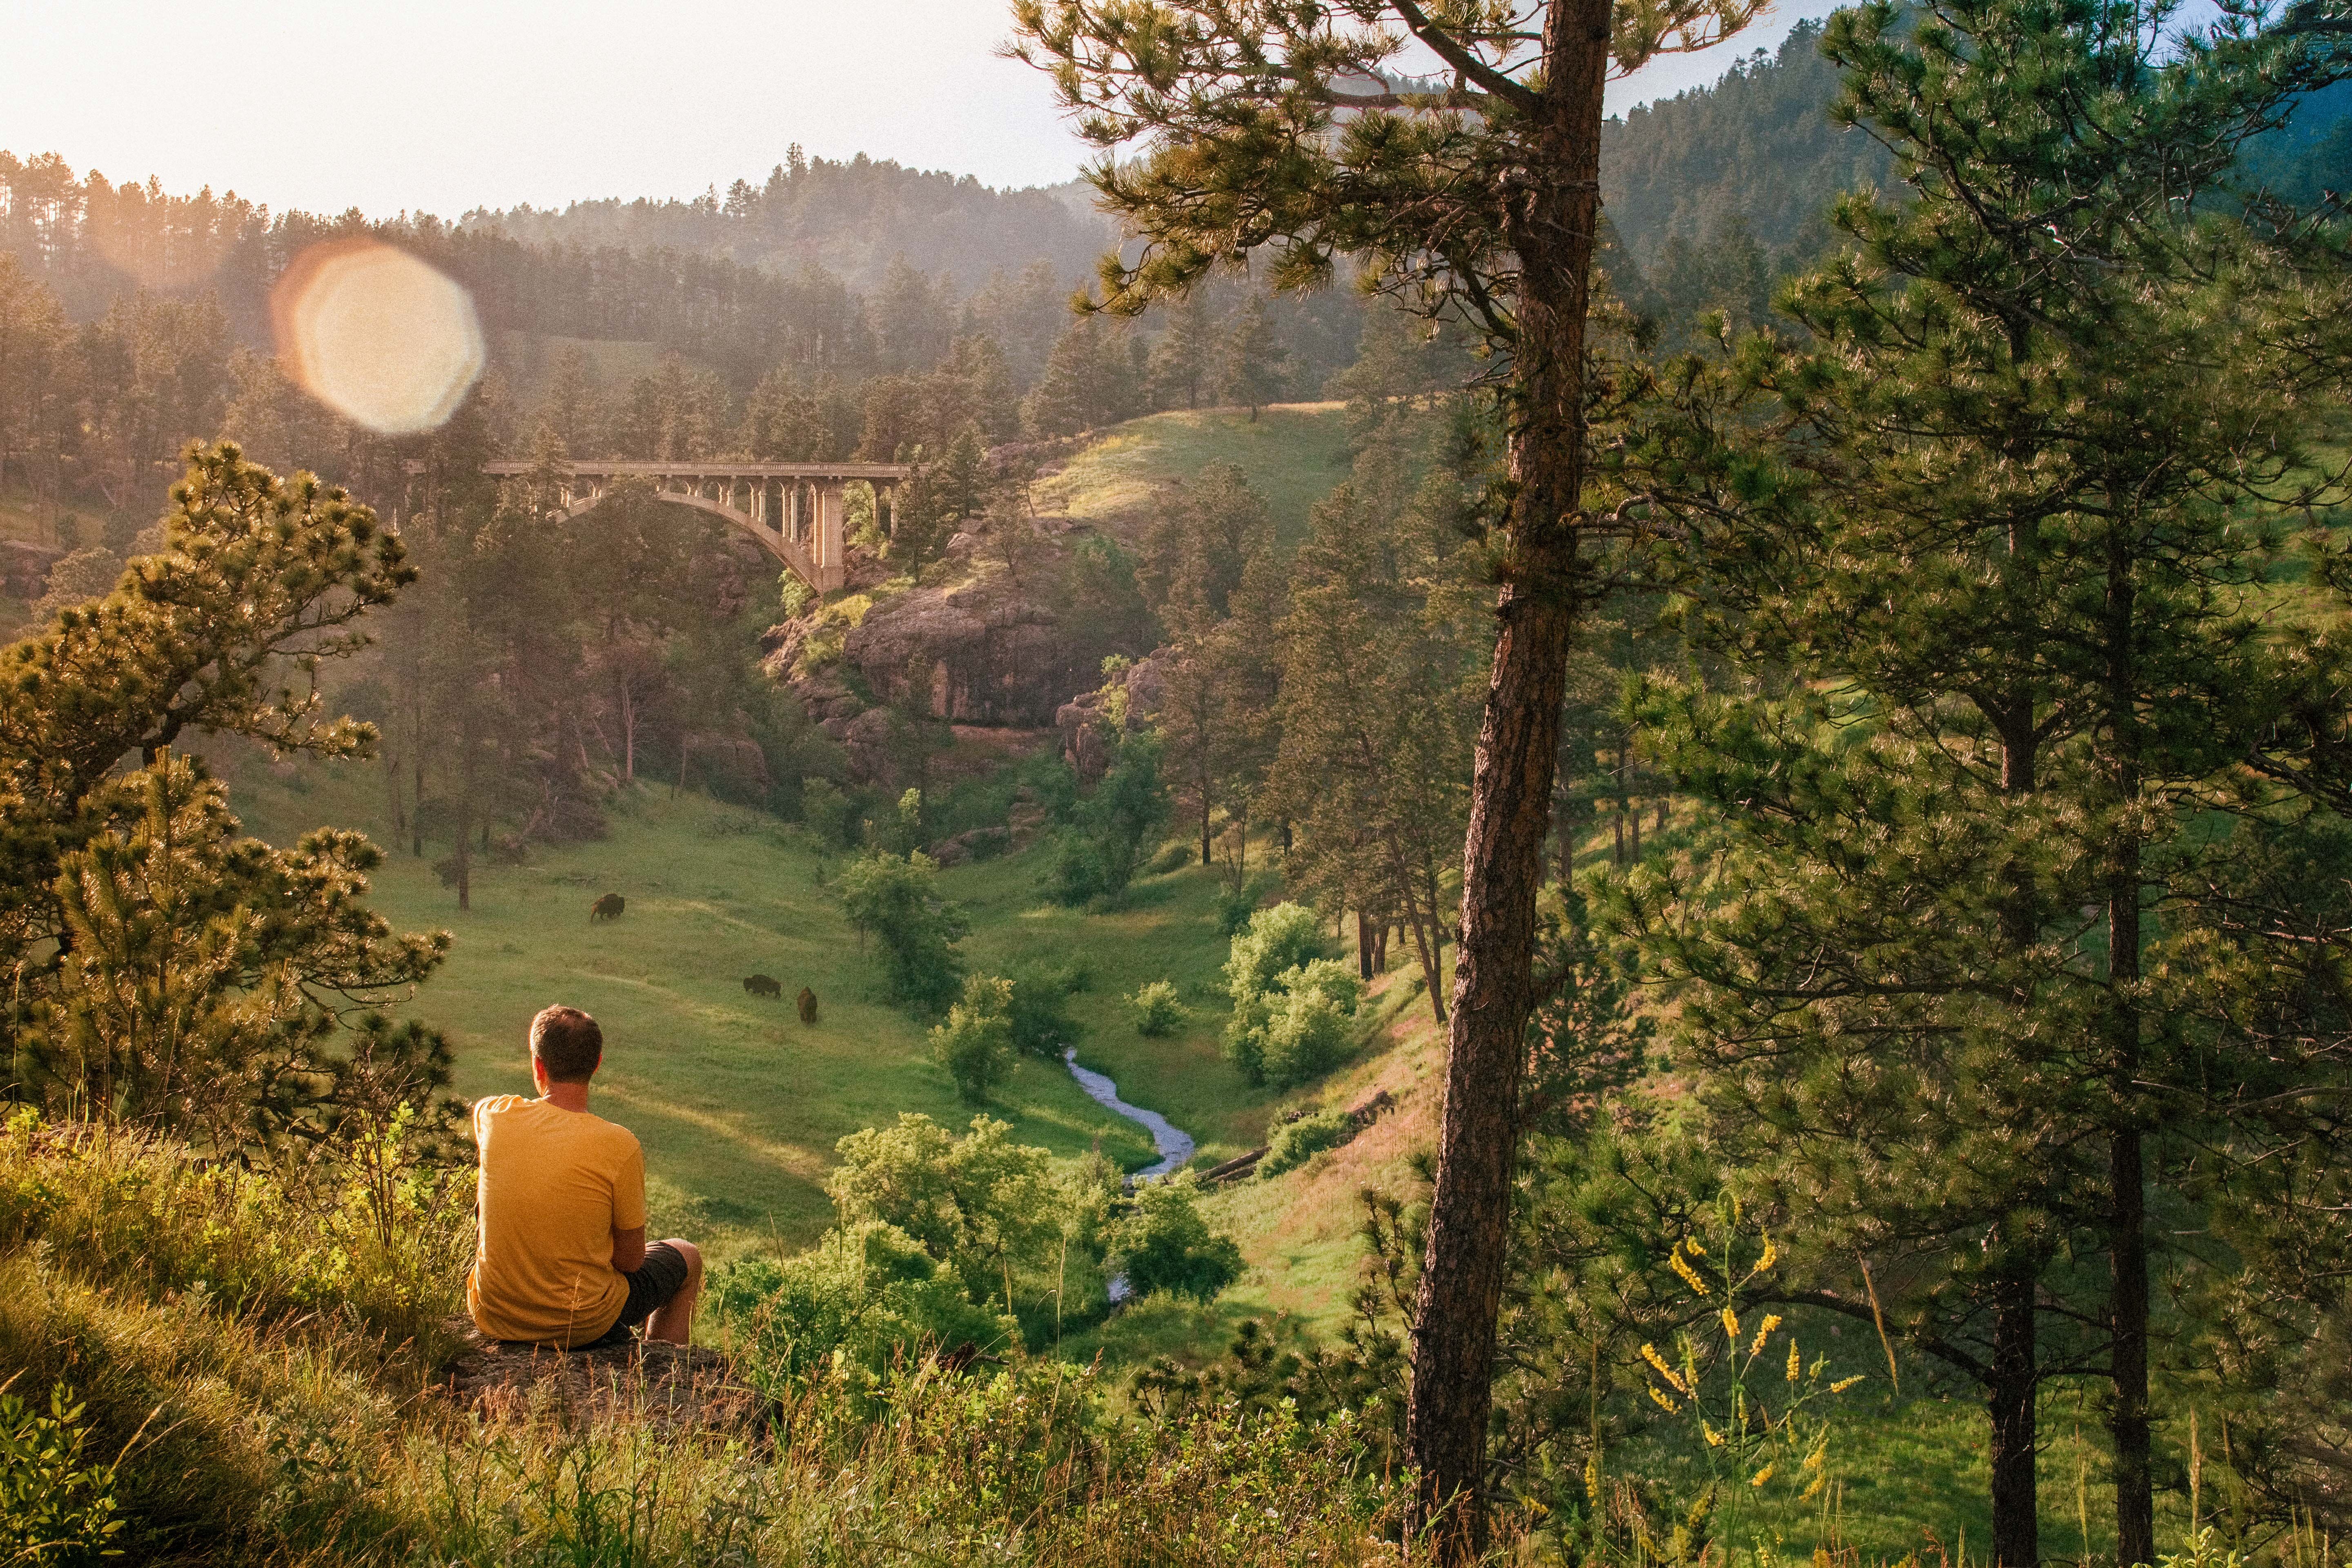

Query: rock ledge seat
left=438, top=1317, right=765, bottom=1434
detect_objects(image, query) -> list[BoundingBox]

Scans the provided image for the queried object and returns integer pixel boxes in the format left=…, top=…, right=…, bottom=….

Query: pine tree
left=1010, top=2, right=1763, bottom=1541
left=1268, top=420, right=1485, bottom=1026
left=0, top=445, right=448, bottom=1147
left=1617, top=2, right=2352, bottom=1556
left=1147, top=291, right=1217, bottom=409
left=1219, top=292, right=1288, bottom=419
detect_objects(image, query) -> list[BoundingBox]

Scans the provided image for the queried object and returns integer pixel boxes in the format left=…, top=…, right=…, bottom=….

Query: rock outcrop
left=439, top=1321, right=764, bottom=1435
left=765, top=523, right=1156, bottom=786
left=0, top=539, right=65, bottom=599
left=1055, top=646, right=1176, bottom=782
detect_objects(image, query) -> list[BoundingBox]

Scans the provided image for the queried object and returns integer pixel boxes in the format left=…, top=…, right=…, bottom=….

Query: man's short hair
left=530, top=1005, right=603, bottom=1083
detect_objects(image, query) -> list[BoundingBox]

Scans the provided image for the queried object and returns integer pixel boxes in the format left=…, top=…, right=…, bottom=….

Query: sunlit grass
left=1037, top=403, right=1354, bottom=543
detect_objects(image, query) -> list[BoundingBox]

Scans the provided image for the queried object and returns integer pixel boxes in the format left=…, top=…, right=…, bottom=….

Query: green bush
left=1111, top=1176, right=1244, bottom=1302
left=1044, top=730, right=1169, bottom=906
left=930, top=975, right=1018, bottom=1103
left=715, top=1221, right=1016, bottom=1396
left=1214, top=883, right=1261, bottom=936
left=1261, top=988, right=1354, bottom=1088
left=1145, top=840, right=1192, bottom=875
left=840, top=850, right=968, bottom=1014
left=0, top=1381, right=125, bottom=1566
left=1006, top=964, right=1087, bottom=1057
left=1129, top=980, right=1185, bottom=1037
left=1222, top=909, right=1361, bottom=1087
left=801, top=776, right=855, bottom=846
left=1259, top=1111, right=1356, bottom=1178
left=1223, top=904, right=1328, bottom=1002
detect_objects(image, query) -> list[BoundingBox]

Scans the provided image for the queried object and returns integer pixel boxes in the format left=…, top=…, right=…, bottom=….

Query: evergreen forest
left=6, top=2, right=2352, bottom=1566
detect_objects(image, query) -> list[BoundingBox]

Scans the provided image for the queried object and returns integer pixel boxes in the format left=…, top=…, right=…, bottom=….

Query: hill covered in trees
left=464, top=147, right=1115, bottom=297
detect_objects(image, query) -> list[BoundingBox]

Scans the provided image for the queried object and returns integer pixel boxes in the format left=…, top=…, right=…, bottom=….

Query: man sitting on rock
left=467, top=1005, right=703, bottom=1349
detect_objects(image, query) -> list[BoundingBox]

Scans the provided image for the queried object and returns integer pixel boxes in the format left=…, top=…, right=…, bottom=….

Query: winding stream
left=1062, top=1047, right=1195, bottom=1178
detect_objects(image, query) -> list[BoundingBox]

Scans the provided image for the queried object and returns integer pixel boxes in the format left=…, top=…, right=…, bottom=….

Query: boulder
left=0, top=539, right=65, bottom=599
left=438, top=1320, right=765, bottom=1435
left=835, top=528, right=1148, bottom=729
left=1056, top=646, right=1178, bottom=782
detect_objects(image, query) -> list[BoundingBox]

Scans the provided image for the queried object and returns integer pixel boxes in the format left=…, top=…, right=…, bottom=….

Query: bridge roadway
left=477, top=459, right=914, bottom=592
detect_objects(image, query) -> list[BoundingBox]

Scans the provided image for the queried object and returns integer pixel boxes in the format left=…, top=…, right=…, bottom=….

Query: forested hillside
left=467, top=148, right=1114, bottom=296
left=1599, top=19, right=1889, bottom=272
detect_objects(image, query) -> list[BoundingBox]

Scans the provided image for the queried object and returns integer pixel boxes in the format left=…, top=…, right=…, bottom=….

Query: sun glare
left=270, top=237, right=484, bottom=435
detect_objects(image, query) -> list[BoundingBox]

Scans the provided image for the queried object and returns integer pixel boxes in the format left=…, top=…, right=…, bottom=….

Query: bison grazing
left=590, top=893, right=626, bottom=922
left=743, top=974, right=782, bottom=999
left=797, top=987, right=818, bottom=1025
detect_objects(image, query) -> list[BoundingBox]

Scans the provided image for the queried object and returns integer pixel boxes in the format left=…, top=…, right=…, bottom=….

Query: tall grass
left=0, top=1114, right=1405, bottom=1565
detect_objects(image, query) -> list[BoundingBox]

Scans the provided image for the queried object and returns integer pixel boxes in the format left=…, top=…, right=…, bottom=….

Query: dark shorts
left=579, top=1241, right=691, bottom=1349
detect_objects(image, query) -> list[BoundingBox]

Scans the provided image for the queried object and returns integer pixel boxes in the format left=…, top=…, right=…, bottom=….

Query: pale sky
left=1, top=0, right=1846, bottom=218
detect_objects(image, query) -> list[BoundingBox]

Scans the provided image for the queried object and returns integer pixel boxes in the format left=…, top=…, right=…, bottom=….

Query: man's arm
left=611, top=1226, right=647, bottom=1274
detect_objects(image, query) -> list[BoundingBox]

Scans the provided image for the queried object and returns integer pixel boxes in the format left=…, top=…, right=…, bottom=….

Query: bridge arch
left=559, top=486, right=828, bottom=590
left=475, top=459, right=913, bottom=594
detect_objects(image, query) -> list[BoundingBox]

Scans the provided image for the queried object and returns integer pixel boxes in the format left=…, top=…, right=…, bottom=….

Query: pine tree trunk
left=1987, top=1273, right=2040, bottom=1568
left=1403, top=0, right=1608, bottom=1552
left=1358, top=910, right=1375, bottom=982
left=2106, top=541, right=2154, bottom=1567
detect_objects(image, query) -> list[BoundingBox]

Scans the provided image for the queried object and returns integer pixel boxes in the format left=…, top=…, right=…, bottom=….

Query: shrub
left=840, top=850, right=967, bottom=1013
left=1005, top=963, right=1085, bottom=1057
left=1145, top=840, right=1192, bottom=875
left=1129, top=980, right=1185, bottom=1037
left=0, top=1381, right=125, bottom=1564
left=930, top=975, right=1017, bottom=1103
left=1045, top=730, right=1169, bottom=906
left=1214, top=882, right=1261, bottom=936
left=1259, top=1111, right=1356, bottom=1178
left=716, top=1221, right=1016, bottom=1394
left=800, top=776, right=854, bottom=846
left=1222, top=909, right=1360, bottom=1086
left=1223, top=904, right=1328, bottom=1002
left=1260, top=987, right=1354, bottom=1089
left=1111, top=1176, right=1244, bottom=1302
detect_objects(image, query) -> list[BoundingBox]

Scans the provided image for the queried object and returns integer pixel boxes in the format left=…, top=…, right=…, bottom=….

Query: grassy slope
left=225, top=754, right=1314, bottom=1266
left=229, top=765, right=1185, bottom=1255
left=1035, top=403, right=1354, bottom=543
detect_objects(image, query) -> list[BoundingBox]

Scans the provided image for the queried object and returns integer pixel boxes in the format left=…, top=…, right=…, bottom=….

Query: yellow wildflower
left=1756, top=1233, right=1777, bottom=1273
left=1751, top=1463, right=1775, bottom=1488
left=1750, top=1314, right=1783, bottom=1356
left=1831, top=1375, right=1865, bottom=1393
left=1721, top=1306, right=1741, bottom=1343
left=1787, top=1342, right=1802, bottom=1383
left=1703, top=1421, right=1726, bottom=1448
left=1585, top=1448, right=1603, bottom=1506
left=1802, top=1472, right=1827, bottom=1502
left=1670, top=1248, right=1711, bottom=1296
left=1639, top=1342, right=1690, bottom=1395
left=1648, top=1385, right=1682, bottom=1414
left=1684, top=1237, right=1707, bottom=1256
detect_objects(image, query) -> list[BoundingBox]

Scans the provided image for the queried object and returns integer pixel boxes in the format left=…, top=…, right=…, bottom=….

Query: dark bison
left=743, top=974, right=782, bottom=999
left=797, top=987, right=819, bottom=1025
left=590, top=893, right=626, bottom=922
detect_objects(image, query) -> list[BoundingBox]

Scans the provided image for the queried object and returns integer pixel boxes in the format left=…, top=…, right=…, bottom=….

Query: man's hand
left=610, top=1225, right=646, bottom=1274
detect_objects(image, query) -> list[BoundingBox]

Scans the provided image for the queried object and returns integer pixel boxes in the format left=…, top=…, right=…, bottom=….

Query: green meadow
left=1037, top=401, right=1355, bottom=542
left=225, top=756, right=1290, bottom=1261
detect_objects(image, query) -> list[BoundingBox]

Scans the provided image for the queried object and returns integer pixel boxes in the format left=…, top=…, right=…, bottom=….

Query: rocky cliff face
left=765, top=520, right=1154, bottom=784
left=1055, top=645, right=1175, bottom=782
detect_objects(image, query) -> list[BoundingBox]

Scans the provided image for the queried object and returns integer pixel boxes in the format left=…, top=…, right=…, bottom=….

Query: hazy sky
left=2, top=0, right=1845, bottom=217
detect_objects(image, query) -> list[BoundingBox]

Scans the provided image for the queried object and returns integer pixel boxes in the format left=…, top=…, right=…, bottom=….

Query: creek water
left=1062, top=1047, right=1195, bottom=1178
left=1062, top=1047, right=1197, bottom=1304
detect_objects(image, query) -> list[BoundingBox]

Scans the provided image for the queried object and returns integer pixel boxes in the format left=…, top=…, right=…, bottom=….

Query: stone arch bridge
left=479, top=460, right=913, bottom=592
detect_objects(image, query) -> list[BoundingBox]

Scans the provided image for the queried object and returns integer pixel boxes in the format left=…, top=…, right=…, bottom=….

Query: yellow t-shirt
left=466, top=1095, right=648, bottom=1346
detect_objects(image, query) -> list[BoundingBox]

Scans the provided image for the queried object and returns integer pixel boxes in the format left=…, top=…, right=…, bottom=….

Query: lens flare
left=270, top=238, right=484, bottom=435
